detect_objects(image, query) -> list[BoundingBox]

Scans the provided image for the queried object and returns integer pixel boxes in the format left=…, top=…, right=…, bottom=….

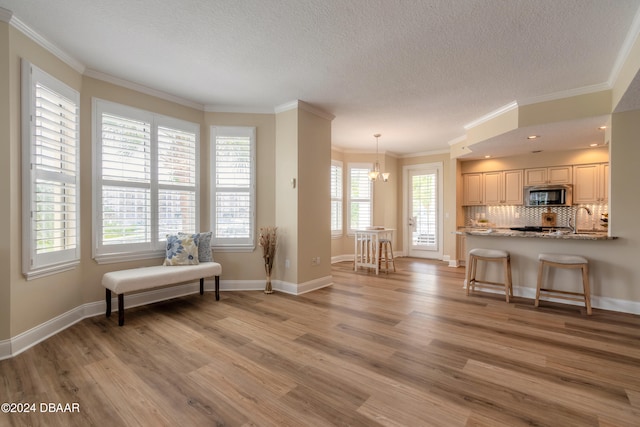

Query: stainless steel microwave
left=524, top=185, right=572, bottom=207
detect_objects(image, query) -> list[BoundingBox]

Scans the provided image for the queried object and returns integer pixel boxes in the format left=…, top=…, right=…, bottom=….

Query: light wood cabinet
left=463, top=173, right=483, bottom=205
left=573, top=163, right=608, bottom=204
left=456, top=234, right=466, bottom=266
left=483, top=170, right=523, bottom=205
left=524, top=166, right=572, bottom=186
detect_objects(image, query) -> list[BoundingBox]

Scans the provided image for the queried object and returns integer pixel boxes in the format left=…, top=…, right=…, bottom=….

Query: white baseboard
left=464, top=283, right=640, bottom=315
left=0, top=276, right=334, bottom=360
left=331, top=254, right=354, bottom=264
left=0, top=339, right=12, bottom=360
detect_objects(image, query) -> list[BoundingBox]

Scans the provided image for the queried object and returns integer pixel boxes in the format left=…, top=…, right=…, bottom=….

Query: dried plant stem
left=259, top=226, right=277, bottom=294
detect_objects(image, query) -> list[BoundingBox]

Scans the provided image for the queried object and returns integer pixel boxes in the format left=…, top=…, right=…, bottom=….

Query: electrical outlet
left=285, top=259, right=290, bottom=269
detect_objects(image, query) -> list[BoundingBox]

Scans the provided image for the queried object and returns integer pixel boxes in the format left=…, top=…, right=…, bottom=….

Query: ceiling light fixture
left=368, top=133, right=389, bottom=182
left=590, top=143, right=599, bottom=147
left=598, top=126, right=607, bottom=130
left=527, top=135, right=540, bottom=140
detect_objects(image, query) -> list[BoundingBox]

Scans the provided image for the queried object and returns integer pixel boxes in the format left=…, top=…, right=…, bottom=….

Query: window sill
left=24, top=260, right=80, bottom=281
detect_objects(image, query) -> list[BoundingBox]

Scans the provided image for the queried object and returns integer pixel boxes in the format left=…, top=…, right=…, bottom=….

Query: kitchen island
left=458, top=227, right=620, bottom=312
left=459, top=227, right=615, bottom=240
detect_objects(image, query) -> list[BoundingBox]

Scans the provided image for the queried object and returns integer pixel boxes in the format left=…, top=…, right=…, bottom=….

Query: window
left=347, top=163, right=373, bottom=233
left=210, top=126, right=256, bottom=250
left=93, top=99, right=199, bottom=263
left=22, top=61, right=80, bottom=279
left=330, top=160, right=343, bottom=236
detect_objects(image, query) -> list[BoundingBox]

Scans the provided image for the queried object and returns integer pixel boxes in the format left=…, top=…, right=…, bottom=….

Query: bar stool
left=535, top=253, right=592, bottom=315
left=378, top=239, right=396, bottom=273
left=466, top=248, right=513, bottom=302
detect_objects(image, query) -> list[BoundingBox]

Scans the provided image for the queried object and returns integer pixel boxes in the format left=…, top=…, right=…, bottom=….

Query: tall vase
left=264, top=264, right=273, bottom=294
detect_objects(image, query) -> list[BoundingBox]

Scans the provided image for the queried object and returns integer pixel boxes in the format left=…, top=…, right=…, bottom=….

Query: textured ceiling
left=2, top=0, right=640, bottom=157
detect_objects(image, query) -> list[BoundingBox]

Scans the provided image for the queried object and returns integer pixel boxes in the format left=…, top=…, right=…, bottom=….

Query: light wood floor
left=2, top=258, right=640, bottom=426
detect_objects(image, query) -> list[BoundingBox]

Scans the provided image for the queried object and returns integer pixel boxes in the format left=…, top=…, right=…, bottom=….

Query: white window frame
left=92, top=99, right=200, bottom=263
left=21, top=60, right=81, bottom=279
left=331, top=160, right=343, bottom=237
left=347, top=162, right=373, bottom=235
left=210, top=126, right=256, bottom=251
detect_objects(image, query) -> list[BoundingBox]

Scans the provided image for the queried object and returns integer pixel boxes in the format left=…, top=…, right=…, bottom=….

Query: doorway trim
left=402, top=162, right=444, bottom=259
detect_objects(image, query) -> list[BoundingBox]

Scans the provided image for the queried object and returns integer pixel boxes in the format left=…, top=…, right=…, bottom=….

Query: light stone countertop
left=456, top=227, right=616, bottom=240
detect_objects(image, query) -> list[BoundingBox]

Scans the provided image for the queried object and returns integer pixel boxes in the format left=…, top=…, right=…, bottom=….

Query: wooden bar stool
left=378, top=238, right=396, bottom=273
left=536, top=253, right=592, bottom=315
left=466, top=248, right=513, bottom=302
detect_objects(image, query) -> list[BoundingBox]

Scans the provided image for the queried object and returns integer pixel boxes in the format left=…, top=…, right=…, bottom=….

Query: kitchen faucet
left=568, top=206, right=592, bottom=233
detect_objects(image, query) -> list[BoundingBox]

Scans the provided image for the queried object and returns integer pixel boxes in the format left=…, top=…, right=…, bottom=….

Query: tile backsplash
left=464, top=204, right=608, bottom=230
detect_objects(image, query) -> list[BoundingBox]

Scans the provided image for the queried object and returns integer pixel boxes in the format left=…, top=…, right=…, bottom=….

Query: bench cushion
left=102, top=262, right=222, bottom=294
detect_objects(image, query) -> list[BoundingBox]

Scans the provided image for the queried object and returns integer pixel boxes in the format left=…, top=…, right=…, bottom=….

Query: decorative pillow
left=165, top=233, right=199, bottom=265
left=179, top=231, right=213, bottom=262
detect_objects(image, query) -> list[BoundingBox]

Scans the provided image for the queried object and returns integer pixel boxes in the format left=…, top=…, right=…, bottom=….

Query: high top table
left=354, top=228, right=395, bottom=275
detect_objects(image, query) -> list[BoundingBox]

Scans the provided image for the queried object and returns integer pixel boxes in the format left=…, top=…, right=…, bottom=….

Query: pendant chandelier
left=368, top=133, right=390, bottom=182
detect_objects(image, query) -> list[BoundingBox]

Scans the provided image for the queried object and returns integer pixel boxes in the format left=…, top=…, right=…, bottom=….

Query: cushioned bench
left=102, top=262, right=222, bottom=326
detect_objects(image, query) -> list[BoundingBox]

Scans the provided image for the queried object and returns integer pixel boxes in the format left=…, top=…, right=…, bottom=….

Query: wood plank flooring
left=2, top=258, right=640, bottom=426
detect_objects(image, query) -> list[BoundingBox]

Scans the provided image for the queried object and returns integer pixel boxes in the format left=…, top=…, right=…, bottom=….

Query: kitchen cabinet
left=483, top=170, right=523, bottom=205
left=456, top=234, right=466, bottom=266
left=463, top=173, right=483, bottom=205
left=573, top=163, right=608, bottom=204
left=524, top=166, right=572, bottom=186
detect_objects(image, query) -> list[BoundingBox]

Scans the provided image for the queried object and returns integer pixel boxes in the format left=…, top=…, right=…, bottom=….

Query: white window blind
left=158, top=126, right=197, bottom=239
left=22, top=61, right=81, bottom=279
left=331, top=160, right=343, bottom=235
left=93, top=99, right=200, bottom=262
left=100, top=113, right=152, bottom=246
left=211, top=126, right=256, bottom=249
left=348, top=163, right=373, bottom=233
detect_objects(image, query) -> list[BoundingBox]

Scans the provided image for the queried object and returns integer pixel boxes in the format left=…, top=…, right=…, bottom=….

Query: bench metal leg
left=118, top=294, right=124, bottom=326
left=215, top=276, right=220, bottom=301
left=106, top=289, right=111, bottom=318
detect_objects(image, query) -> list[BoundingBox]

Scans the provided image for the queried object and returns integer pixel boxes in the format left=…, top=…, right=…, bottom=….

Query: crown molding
left=275, top=100, right=335, bottom=121
left=518, top=82, right=611, bottom=106
left=8, top=13, right=85, bottom=74
left=84, top=69, right=204, bottom=111
left=463, top=101, right=518, bottom=130
left=0, top=7, right=12, bottom=23
left=608, top=4, right=640, bottom=87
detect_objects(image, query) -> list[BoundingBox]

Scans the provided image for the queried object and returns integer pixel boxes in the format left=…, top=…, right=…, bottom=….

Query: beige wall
left=275, top=106, right=332, bottom=285
left=297, top=108, right=332, bottom=283
left=275, top=108, right=299, bottom=283
left=460, top=146, right=609, bottom=174
left=518, top=91, right=611, bottom=127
